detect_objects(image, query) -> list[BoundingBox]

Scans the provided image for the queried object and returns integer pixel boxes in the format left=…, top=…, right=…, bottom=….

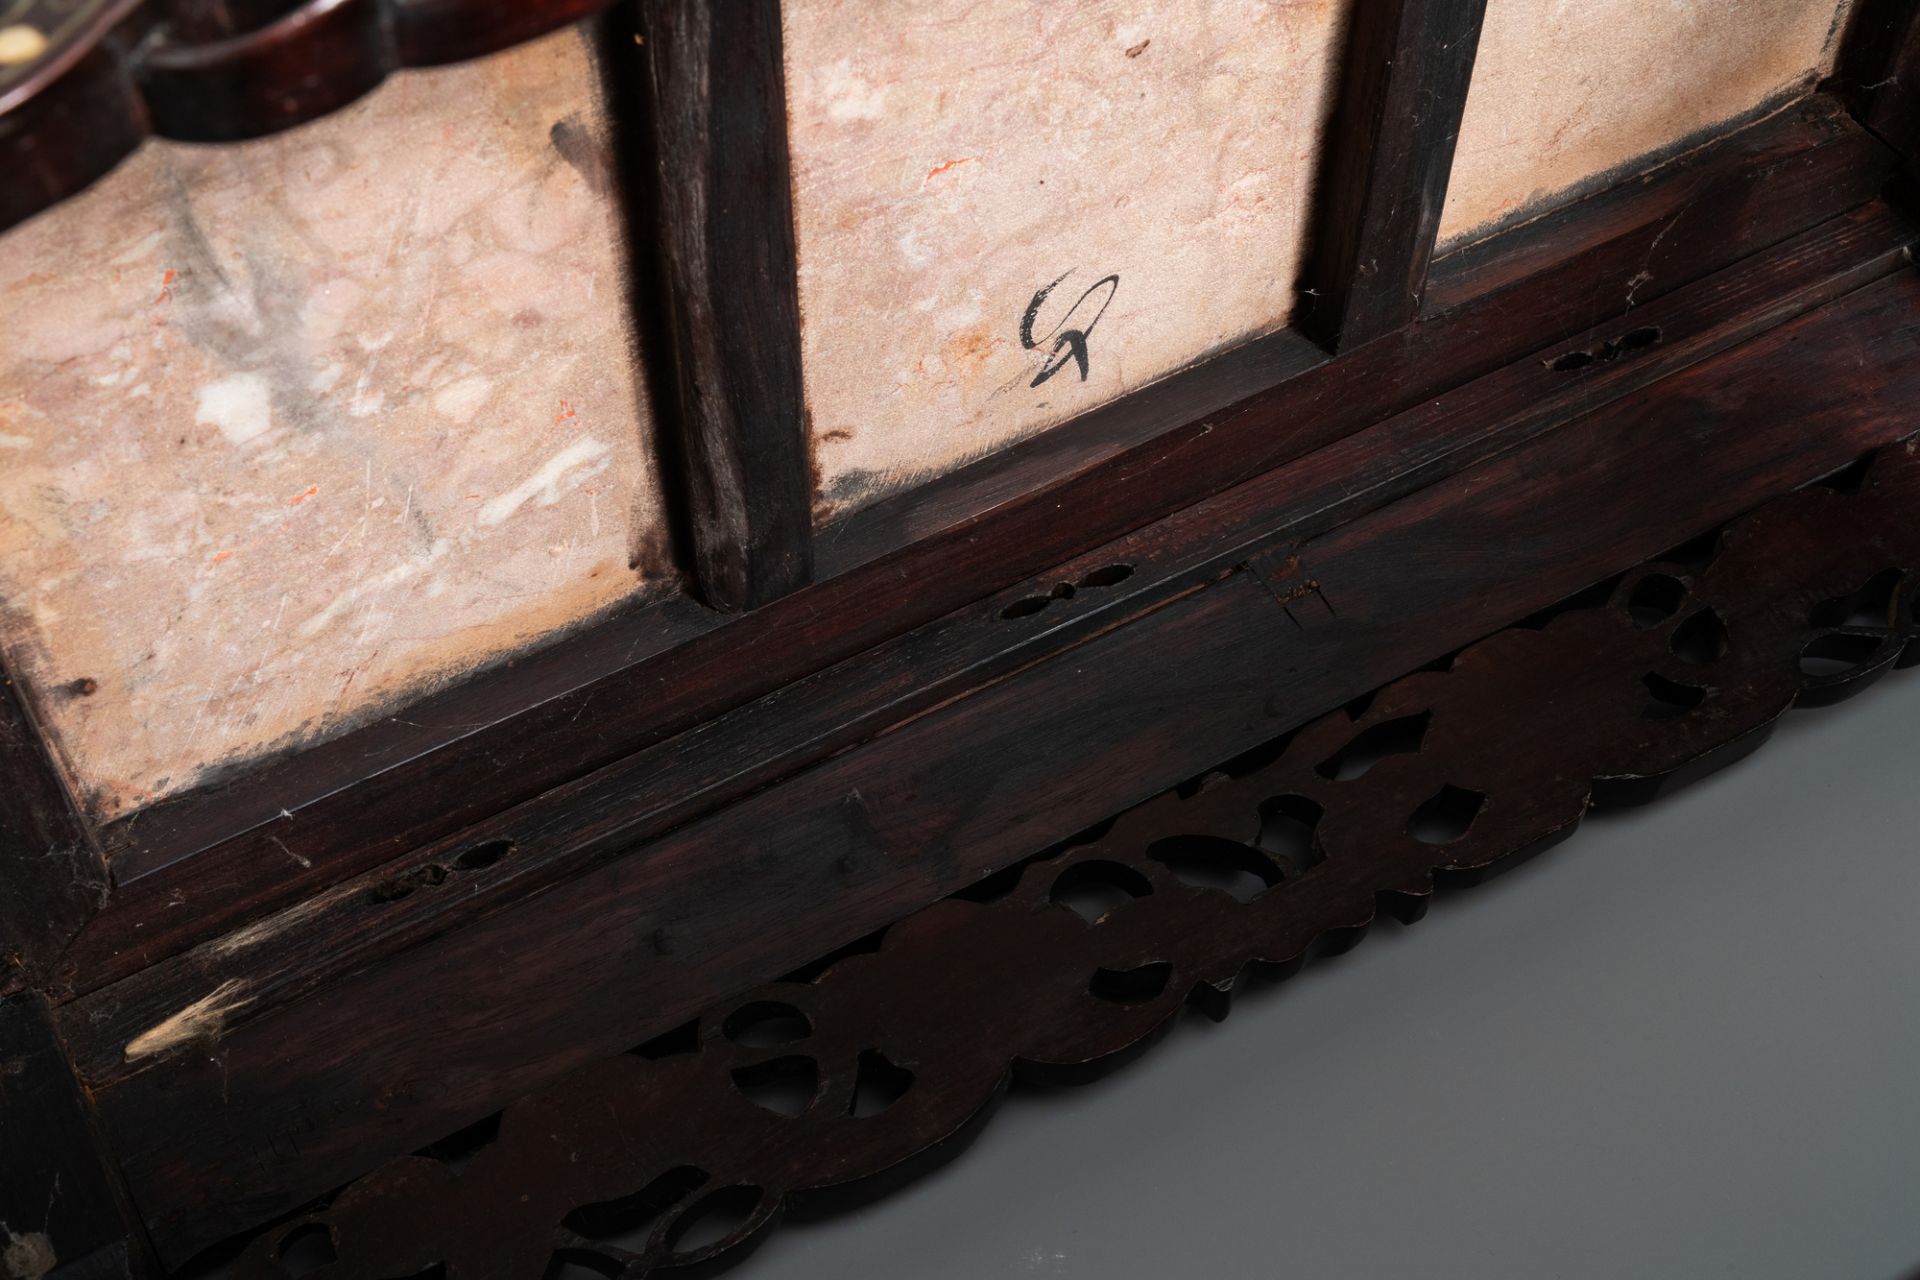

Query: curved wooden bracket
left=0, top=0, right=613, bottom=231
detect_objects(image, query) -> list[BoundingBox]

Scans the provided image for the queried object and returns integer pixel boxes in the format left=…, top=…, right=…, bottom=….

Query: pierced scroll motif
left=232, top=438, right=1920, bottom=1279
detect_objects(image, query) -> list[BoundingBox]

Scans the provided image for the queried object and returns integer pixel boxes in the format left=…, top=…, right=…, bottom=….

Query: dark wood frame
left=2, top=2, right=1917, bottom=1271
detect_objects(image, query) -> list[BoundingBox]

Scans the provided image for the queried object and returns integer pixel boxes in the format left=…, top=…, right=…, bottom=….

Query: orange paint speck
left=925, top=157, right=973, bottom=183
left=288, top=485, right=318, bottom=506
left=553, top=399, right=577, bottom=429
left=154, top=268, right=177, bottom=305
left=212, top=550, right=236, bottom=564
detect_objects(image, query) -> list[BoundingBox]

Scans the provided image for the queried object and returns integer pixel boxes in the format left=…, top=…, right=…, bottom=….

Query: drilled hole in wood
left=562, top=1165, right=709, bottom=1246
left=1800, top=631, right=1886, bottom=677
left=1549, top=325, right=1663, bottom=371
left=276, top=1224, right=337, bottom=1276
left=452, top=838, right=516, bottom=872
left=1089, top=961, right=1173, bottom=1005
left=722, top=1002, right=811, bottom=1048
left=1627, top=574, right=1688, bottom=628
left=1049, top=860, right=1154, bottom=924
left=1148, top=836, right=1284, bottom=903
left=1671, top=607, right=1729, bottom=665
left=1315, top=712, right=1432, bottom=780
left=1642, top=673, right=1711, bottom=721
left=730, top=1056, right=820, bottom=1118
left=1078, top=563, right=1134, bottom=589
left=850, top=1049, right=915, bottom=1118
left=1001, top=596, right=1051, bottom=619
left=1256, top=795, right=1325, bottom=875
left=1050, top=582, right=1077, bottom=600
left=1407, top=785, right=1487, bottom=845
left=665, top=1186, right=765, bottom=1259
left=367, top=862, right=448, bottom=905
left=1550, top=349, right=1595, bottom=371
left=1618, top=325, right=1663, bottom=351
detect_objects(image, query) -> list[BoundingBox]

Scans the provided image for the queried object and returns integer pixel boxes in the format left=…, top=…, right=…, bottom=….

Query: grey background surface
left=738, top=669, right=1920, bottom=1280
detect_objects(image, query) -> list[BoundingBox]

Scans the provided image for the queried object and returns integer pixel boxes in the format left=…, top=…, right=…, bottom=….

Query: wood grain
left=74, top=258, right=1920, bottom=1268
left=56, top=104, right=1895, bottom=997
left=628, top=0, right=813, bottom=612
left=1300, top=0, right=1487, bottom=349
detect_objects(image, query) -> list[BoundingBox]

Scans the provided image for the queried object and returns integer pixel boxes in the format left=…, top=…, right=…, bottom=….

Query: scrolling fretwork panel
left=232, top=437, right=1920, bottom=1279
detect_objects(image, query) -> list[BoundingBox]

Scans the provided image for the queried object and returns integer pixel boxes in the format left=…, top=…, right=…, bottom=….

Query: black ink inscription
left=1020, top=271, right=1119, bottom=388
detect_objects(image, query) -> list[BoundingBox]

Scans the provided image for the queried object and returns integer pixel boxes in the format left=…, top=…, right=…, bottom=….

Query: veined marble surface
left=0, top=29, right=665, bottom=819
left=785, top=0, right=1348, bottom=518
left=1441, top=0, right=1857, bottom=244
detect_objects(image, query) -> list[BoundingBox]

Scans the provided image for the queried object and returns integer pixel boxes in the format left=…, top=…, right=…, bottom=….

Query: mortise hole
left=1148, top=836, right=1284, bottom=903
left=729, top=1056, right=819, bottom=1118
left=1256, top=795, right=1325, bottom=876
left=1618, top=325, right=1663, bottom=351
left=665, top=1185, right=765, bottom=1259
left=1549, top=349, right=1595, bottom=371
left=1315, top=712, right=1432, bottom=781
left=1670, top=607, right=1728, bottom=665
left=453, top=839, right=515, bottom=872
left=1407, top=785, right=1487, bottom=845
left=1643, top=673, right=1710, bottom=721
left=563, top=1165, right=709, bottom=1246
left=414, top=1111, right=502, bottom=1174
left=1800, top=631, right=1886, bottom=678
left=367, top=862, right=448, bottom=905
left=1049, top=860, right=1154, bottom=924
left=1078, top=563, right=1134, bottom=589
left=1001, top=596, right=1051, bottom=620
left=1627, top=574, right=1688, bottom=629
left=631, top=1019, right=700, bottom=1060
left=1090, top=960, right=1174, bottom=1005
left=276, top=1224, right=337, bottom=1277
left=722, top=1002, right=811, bottom=1048
left=850, top=1049, right=915, bottom=1118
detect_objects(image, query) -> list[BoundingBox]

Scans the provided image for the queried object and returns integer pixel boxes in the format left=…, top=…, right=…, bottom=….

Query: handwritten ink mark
left=1020, top=270, right=1119, bottom=388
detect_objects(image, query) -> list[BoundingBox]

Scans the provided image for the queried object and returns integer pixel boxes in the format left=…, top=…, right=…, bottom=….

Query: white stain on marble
left=195, top=372, right=275, bottom=446
left=478, top=437, right=612, bottom=527
left=0, top=29, right=666, bottom=818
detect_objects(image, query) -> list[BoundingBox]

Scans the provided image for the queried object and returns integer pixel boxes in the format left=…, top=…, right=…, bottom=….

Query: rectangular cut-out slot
left=784, top=0, right=1350, bottom=519
left=0, top=29, right=668, bottom=820
left=1441, top=0, right=1858, bottom=245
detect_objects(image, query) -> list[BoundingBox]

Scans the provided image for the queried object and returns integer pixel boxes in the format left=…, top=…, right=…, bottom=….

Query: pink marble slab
left=0, top=29, right=666, bottom=819
left=784, top=0, right=1350, bottom=519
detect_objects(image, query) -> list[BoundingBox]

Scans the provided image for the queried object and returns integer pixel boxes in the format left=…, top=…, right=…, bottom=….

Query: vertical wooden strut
left=632, top=0, right=815, bottom=612
left=1831, top=0, right=1920, bottom=167
left=0, top=669, right=104, bottom=995
left=0, top=992, right=150, bottom=1278
left=1301, top=0, right=1488, bottom=351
